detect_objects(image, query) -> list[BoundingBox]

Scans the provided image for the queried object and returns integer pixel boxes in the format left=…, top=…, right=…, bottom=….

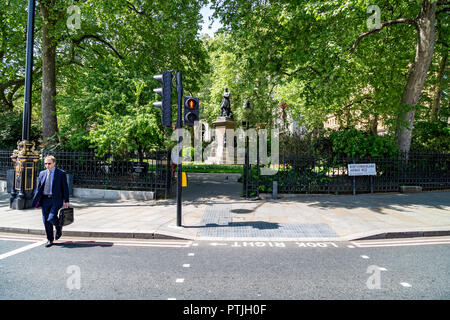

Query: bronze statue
left=219, top=88, right=233, bottom=119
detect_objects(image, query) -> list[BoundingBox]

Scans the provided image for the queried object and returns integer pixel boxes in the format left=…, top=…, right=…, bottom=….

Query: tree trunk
left=369, top=113, right=378, bottom=135
left=430, top=50, right=448, bottom=121
left=395, top=0, right=437, bottom=153
left=41, top=3, right=58, bottom=142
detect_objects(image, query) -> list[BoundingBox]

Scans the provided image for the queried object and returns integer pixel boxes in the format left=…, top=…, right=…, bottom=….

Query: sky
left=199, top=3, right=222, bottom=37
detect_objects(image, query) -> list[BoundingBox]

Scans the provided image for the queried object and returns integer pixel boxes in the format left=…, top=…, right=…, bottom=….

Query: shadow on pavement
left=271, top=191, right=450, bottom=215
left=54, top=240, right=114, bottom=248
left=184, top=221, right=280, bottom=230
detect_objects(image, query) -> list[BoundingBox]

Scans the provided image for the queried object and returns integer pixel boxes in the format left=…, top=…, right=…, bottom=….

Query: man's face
left=44, top=159, right=55, bottom=171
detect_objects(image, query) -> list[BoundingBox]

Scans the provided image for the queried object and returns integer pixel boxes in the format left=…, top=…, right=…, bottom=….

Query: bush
left=328, top=128, right=399, bottom=158
left=411, top=120, right=450, bottom=153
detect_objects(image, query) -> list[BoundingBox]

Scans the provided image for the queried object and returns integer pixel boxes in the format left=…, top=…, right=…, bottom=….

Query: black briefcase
left=58, top=207, right=74, bottom=227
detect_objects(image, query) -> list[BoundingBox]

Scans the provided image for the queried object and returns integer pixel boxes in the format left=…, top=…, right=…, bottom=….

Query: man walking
left=32, top=156, right=70, bottom=247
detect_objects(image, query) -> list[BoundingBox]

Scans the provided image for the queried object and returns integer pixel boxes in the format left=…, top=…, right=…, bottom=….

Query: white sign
left=348, top=163, right=376, bottom=176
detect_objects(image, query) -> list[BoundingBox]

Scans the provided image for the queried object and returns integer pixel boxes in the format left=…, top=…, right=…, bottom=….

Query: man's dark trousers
left=41, top=196, right=62, bottom=242
left=32, top=167, right=69, bottom=242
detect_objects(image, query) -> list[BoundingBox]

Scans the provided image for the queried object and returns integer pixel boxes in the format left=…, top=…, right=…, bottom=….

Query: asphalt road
left=0, top=233, right=449, bottom=300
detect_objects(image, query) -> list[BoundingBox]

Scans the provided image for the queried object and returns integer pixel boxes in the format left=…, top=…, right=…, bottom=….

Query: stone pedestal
left=206, top=117, right=235, bottom=164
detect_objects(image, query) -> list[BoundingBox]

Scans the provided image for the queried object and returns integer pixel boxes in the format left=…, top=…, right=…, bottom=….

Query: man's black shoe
left=55, top=230, right=62, bottom=240
left=45, top=241, right=53, bottom=248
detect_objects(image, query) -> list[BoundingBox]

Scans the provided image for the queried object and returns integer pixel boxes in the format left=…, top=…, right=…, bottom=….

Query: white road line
left=0, top=237, right=40, bottom=243
left=361, top=255, right=370, bottom=259
left=183, top=264, right=190, bottom=268
left=0, top=241, right=46, bottom=260
left=59, top=239, right=192, bottom=248
left=357, top=237, right=450, bottom=244
left=0, top=235, right=44, bottom=241
left=347, top=245, right=355, bottom=248
left=113, top=243, right=189, bottom=248
left=0, top=235, right=193, bottom=248
left=353, top=240, right=450, bottom=248
left=353, top=237, right=450, bottom=247
left=110, top=240, right=192, bottom=245
left=168, top=298, right=177, bottom=300
left=400, top=282, right=412, bottom=288
left=188, top=253, right=195, bottom=256
left=176, top=278, right=185, bottom=283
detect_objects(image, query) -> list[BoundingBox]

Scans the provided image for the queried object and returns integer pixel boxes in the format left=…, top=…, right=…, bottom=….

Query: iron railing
left=0, top=149, right=14, bottom=180
left=0, top=149, right=173, bottom=199
left=246, top=152, right=450, bottom=195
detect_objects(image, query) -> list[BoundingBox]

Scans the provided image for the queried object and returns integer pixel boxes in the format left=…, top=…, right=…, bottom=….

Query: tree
left=56, top=0, right=209, bottom=153
left=1, top=0, right=209, bottom=151
left=350, top=0, right=439, bottom=153
left=210, top=0, right=449, bottom=152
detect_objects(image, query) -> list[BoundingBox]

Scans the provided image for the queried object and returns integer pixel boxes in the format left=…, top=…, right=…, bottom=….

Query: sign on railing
left=348, top=163, right=376, bottom=195
left=348, top=163, right=376, bottom=176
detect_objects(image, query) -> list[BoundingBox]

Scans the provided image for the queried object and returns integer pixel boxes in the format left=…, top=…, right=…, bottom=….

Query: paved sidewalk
left=1, top=173, right=449, bottom=241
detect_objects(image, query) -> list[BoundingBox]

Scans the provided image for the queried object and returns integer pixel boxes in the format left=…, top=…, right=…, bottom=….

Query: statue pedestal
left=206, top=117, right=235, bottom=164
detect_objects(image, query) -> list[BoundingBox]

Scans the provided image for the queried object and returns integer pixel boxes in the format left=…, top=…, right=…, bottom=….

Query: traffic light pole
left=176, top=72, right=183, bottom=226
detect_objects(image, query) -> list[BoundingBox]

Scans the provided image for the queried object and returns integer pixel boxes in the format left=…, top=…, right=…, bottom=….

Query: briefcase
left=58, top=207, right=74, bottom=227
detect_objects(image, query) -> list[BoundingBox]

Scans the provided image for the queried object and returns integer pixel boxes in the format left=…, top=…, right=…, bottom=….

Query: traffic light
left=183, top=96, right=199, bottom=126
left=153, top=71, right=172, bottom=128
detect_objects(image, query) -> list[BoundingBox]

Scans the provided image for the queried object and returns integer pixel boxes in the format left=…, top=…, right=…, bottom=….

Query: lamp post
left=242, top=100, right=251, bottom=198
left=10, top=0, right=39, bottom=210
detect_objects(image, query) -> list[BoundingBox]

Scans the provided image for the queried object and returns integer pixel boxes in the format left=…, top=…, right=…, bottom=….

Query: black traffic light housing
left=183, top=96, right=199, bottom=127
left=153, top=71, right=172, bottom=128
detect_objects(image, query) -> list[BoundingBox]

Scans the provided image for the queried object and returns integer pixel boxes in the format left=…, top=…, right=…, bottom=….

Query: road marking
left=0, top=237, right=40, bottom=243
left=361, top=255, right=370, bottom=259
left=176, top=278, right=185, bottom=283
left=0, top=235, right=193, bottom=248
left=188, top=253, right=195, bottom=256
left=353, top=237, right=450, bottom=248
left=183, top=264, right=190, bottom=268
left=168, top=298, right=177, bottom=300
left=347, top=245, right=355, bottom=248
left=0, top=234, right=45, bottom=242
left=0, top=241, right=46, bottom=260
left=110, top=240, right=192, bottom=248
left=400, top=282, right=412, bottom=288
left=61, top=239, right=192, bottom=248
left=296, top=242, right=336, bottom=248
left=210, top=242, right=228, bottom=246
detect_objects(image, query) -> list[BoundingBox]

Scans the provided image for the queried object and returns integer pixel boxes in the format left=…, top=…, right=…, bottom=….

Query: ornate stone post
left=10, top=141, right=40, bottom=209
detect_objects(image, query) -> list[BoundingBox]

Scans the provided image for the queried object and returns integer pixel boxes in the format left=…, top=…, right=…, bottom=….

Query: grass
left=181, top=162, right=243, bottom=173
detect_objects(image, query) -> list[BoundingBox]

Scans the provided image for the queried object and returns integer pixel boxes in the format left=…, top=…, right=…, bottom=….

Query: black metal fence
left=0, top=150, right=14, bottom=180
left=0, top=149, right=173, bottom=198
left=246, top=152, right=450, bottom=196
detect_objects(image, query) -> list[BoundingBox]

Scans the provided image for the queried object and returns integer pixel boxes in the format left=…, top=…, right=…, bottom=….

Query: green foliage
left=199, top=34, right=280, bottom=128
left=1, top=0, right=209, bottom=153
left=411, top=121, right=450, bottom=153
left=0, top=110, right=40, bottom=149
left=182, top=147, right=195, bottom=160
left=182, top=163, right=242, bottom=173
left=328, top=128, right=399, bottom=158
left=56, top=57, right=167, bottom=156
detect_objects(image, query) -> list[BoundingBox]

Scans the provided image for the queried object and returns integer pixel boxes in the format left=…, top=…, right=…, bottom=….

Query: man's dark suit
left=32, top=168, right=69, bottom=242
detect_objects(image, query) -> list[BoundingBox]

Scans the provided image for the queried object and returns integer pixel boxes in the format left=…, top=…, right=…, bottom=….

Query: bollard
left=273, top=180, right=278, bottom=200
